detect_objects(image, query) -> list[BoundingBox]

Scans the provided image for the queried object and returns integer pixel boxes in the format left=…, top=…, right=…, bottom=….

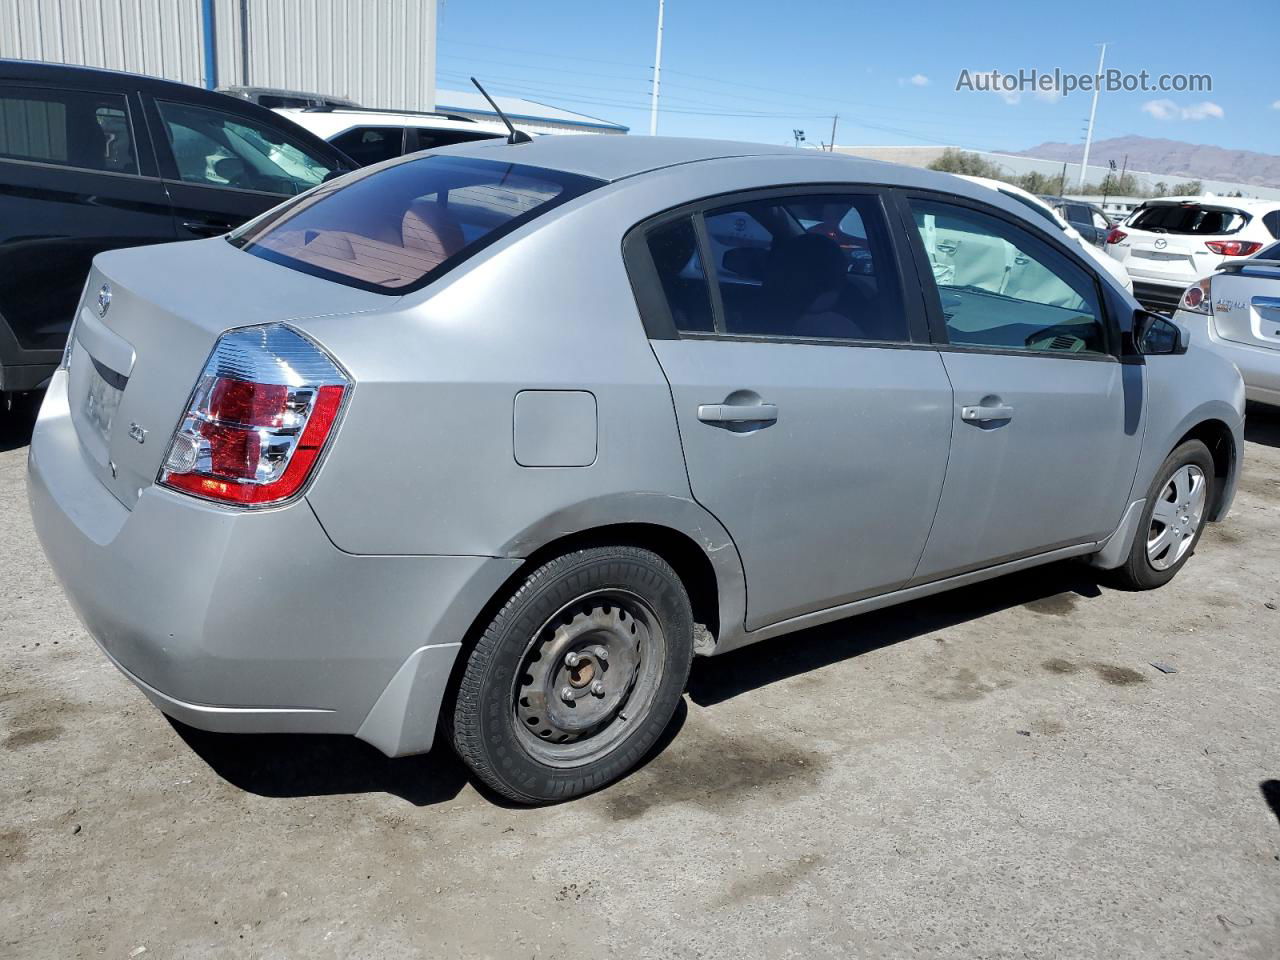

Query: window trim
left=890, top=188, right=1122, bottom=363
left=622, top=183, right=932, bottom=347
left=0, top=81, right=146, bottom=178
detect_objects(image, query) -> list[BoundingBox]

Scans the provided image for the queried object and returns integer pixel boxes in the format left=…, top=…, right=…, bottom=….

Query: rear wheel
left=1113, top=439, right=1214, bottom=590
left=450, top=546, right=694, bottom=804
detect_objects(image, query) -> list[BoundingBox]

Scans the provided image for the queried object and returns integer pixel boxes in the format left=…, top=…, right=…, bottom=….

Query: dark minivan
left=0, top=60, right=355, bottom=403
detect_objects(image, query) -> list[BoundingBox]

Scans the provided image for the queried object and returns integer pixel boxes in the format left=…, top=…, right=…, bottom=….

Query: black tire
left=1112, top=439, right=1215, bottom=590
left=450, top=546, right=694, bottom=804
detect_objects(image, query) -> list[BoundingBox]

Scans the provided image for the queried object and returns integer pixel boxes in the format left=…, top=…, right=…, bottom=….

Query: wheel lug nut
left=592, top=646, right=608, bottom=662
left=590, top=680, right=606, bottom=696
left=560, top=686, right=576, bottom=703
left=565, top=651, right=581, bottom=667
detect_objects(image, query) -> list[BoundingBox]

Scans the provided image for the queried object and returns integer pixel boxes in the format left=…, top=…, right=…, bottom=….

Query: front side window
left=909, top=199, right=1108, bottom=356
left=413, top=128, right=502, bottom=151
left=156, top=99, right=337, bottom=194
left=230, top=155, right=600, bottom=292
left=0, top=85, right=136, bottom=174
left=330, top=125, right=404, bottom=166
left=695, top=194, right=907, bottom=341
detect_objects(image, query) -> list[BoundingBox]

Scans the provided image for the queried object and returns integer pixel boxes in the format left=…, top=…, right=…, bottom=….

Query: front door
left=632, top=191, right=954, bottom=630
left=902, top=195, right=1142, bottom=582
left=142, top=95, right=346, bottom=240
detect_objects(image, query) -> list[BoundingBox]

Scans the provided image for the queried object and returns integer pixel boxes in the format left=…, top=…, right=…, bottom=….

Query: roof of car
left=434, top=135, right=849, bottom=182
left=2, top=58, right=210, bottom=95
left=277, top=108, right=510, bottom=139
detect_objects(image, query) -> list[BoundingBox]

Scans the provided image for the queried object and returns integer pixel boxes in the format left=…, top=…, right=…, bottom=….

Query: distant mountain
left=1016, top=136, right=1280, bottom=189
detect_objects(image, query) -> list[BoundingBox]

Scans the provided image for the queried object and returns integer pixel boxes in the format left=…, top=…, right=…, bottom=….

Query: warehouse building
left=1, top=0, right=623, bottom=133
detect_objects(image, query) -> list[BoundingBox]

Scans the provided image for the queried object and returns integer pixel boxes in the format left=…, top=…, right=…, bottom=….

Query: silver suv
left=29, top=137, right=1245, bottom=804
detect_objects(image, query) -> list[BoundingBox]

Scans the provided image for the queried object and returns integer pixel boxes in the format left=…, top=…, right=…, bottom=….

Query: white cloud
left=1033, top=87, right=1060, bottom=104
left=1271, top=99, right=1280, bottom=110
left=1142, top=98, right=1223, bottom=121
left=909, top=73, right=929, bottom=87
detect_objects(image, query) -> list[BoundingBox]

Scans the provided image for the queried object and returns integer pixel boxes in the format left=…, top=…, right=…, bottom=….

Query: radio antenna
left=470, top=77, right=533, bottom=144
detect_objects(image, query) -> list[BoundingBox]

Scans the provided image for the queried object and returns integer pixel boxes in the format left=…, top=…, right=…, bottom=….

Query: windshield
left=230, top=155, right=601, bottom=292
left=1128, top=203, right=1249, bottom=236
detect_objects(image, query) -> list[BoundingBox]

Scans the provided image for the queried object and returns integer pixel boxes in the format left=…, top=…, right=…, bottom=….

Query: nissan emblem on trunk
left=96, top=283, right=112, bottom=317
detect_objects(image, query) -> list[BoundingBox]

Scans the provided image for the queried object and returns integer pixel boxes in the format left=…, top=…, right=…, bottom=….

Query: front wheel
left=1112, top=439, right=1215, bottom=590
left=450, top=546, right=694, bottom=804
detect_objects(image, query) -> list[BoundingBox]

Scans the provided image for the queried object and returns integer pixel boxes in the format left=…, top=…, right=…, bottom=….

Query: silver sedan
left=29, top=136, right=1244, bottom=803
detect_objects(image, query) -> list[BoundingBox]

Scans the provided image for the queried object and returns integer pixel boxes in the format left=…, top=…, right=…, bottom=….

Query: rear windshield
left=1127, top=203, right=1248, bottom=236
left=229, top=155, right=601, bottom=293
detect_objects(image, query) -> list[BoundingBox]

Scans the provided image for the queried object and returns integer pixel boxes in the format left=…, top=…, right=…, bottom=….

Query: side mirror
left=1133, top=310, right=1188, bottom=356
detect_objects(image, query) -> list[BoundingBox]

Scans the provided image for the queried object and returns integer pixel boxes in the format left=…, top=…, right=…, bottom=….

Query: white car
left=277, top=107, right=513, bottom=167
left=1176, top=240, right=1280, bottom=407
left=958, top=176, right=1135, bottom=294
left=1106, top=197, right=1280, bottom=312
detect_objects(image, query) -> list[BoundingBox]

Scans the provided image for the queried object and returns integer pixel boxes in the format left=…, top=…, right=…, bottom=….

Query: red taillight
left=1204, top=240, right=1263, bottom=257
left=1105, top=228, right=1126, bottom=244
left=1178, top=277, right=1212, bottom=316
left=159, top=325, right=349, bottom=507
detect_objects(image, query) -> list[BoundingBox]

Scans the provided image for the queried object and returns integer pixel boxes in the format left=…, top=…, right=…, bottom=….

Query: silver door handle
left=697, top=403, right=778, bottom=424
left=961, top=404, right=1015, bottom=422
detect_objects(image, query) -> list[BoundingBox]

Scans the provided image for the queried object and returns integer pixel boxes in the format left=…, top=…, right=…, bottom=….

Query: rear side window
left=413, top=128, right=502, bottom=151
left=698, top=194, right=908, bottom=342
left=230, top=155, right=601, bottom=292
left=644, top=218, right=714, bottom=333
left=1128, top=203, right=1248, bottom=236
left=330, top=126, right=404, bottom=166
left=1263, top=211, right=1280, bottom=240
left=0, top=85, right=136, bottom=174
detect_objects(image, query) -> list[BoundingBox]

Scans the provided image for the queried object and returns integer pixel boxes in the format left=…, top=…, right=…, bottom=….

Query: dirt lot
left=2, top=404, right=1278, bottom=959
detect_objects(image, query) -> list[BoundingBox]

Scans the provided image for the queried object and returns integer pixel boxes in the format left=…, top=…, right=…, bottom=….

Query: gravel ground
left=2, top=402, right=1278, bottom=959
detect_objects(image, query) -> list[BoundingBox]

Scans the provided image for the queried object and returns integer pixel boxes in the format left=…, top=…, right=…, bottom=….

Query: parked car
left=959, top=176, right=1134, bottom=293
left=219, top=84, right=359, bottom=110
left=1106, top=196, right=1280, bottom=312
left=278, top=106, right=509, bottom=167
left=29, top=137, right=1244, bottom=804
left=1176, top=239, right=1280, bottom=407
left=1040, top=195, right=1113, bottom=246
left=0, top=60, right=356, bottom=404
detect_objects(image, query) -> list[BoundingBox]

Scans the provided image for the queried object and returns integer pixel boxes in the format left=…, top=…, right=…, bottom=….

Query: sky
left=435, top=0, right=1279, bottom=156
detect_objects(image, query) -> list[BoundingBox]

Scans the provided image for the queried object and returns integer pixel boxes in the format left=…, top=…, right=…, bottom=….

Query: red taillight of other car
left=1105, top=228, right=1127, bottom=244
left=1204, top=240, right=1263, bottom=257
left=159, top=324, right=350, bottom=507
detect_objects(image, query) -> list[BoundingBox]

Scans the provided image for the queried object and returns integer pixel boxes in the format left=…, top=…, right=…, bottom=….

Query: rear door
left=900, top=194, right=1141, bottom=581
left=628, top=188, right=953, bottom=630
left=0, top=78, right=173, bottom=383
left=141, top=93, right=348, bottom=240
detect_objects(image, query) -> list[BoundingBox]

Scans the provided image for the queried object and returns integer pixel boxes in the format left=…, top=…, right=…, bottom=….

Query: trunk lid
left=1210, top=261, right=1280, bottom=351
left=66, top=237, right=390, bottom=508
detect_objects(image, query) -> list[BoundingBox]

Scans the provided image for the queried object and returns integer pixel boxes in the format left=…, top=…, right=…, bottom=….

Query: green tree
left=927, top=148, right=1004, bottom=178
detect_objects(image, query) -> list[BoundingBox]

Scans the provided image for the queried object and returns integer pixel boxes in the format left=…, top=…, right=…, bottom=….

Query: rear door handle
left=181, top=219, right=234, bottom=237
left=697, top=403, right=778, bottom=424
left=961, top=403, right=1015, bottom=423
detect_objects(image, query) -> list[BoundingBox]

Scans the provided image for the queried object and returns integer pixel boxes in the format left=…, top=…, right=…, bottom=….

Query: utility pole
left=649, top=0, right=664, bottom=136
left=1060, top=162, right=1068, bottom=196
left=829, top=114, right=838, bottom=152
left=1079, top=42, right=1106, bottom=188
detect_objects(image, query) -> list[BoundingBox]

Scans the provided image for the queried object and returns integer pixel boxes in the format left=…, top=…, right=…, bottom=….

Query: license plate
left=82, top=363, right=122, bottom=444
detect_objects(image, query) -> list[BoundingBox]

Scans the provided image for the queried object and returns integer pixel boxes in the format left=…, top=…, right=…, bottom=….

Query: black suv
left=0, top=61, right=355, bottom=402
left=1039, top=195, right=1114, bottom=247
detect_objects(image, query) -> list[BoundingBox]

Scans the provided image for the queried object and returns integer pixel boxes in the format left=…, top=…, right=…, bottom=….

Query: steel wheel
left=1146, top=463, right=1207, bottom=571
left=512, top=589, right=666, bottom=768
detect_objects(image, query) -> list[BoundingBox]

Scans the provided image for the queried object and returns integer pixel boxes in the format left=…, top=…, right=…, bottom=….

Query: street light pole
left=1079, top=42, right=1106, bottom=188
left=649, top=0, right=664, bottom=136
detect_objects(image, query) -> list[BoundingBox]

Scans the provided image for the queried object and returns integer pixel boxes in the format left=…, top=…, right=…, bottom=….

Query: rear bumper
left=1176, top=309, right=1280, bottom=406
left=28, top=371, right=520, bottom=755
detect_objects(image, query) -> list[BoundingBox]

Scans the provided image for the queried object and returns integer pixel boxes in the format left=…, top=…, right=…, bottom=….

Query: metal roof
left=433, top=87, right=629, bottom=133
